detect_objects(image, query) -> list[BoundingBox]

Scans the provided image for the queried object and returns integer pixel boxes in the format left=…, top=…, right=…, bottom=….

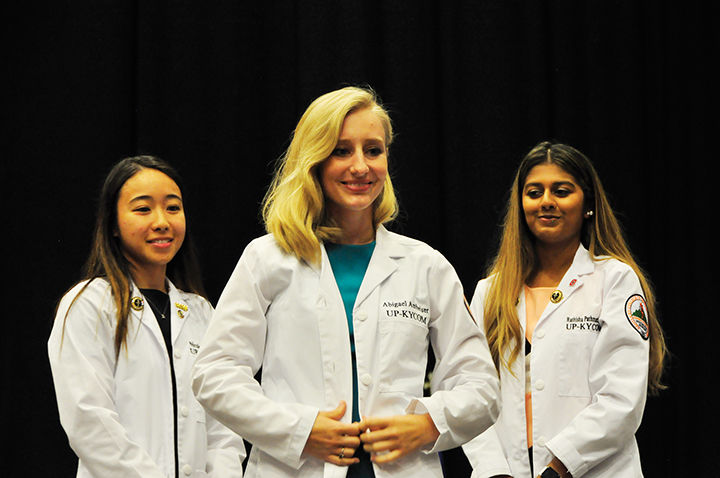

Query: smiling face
left=522, top=162, right=587, bottom=248
left=318, top=107, right=388, bottom=229
left=115, top=168, right=186, bottom=286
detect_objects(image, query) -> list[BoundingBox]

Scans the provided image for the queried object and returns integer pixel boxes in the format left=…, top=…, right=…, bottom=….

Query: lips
left=538, top=215, right=560, bottom=224
left=341, top=180, right=373, bottom=192
left=148, top=238, right=173, bottom=248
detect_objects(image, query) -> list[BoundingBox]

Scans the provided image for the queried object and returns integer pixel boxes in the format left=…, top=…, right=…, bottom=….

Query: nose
left=349, top=150, right=370, bottom=175
left=152, top=209, right=170, bottom=231
left=540, top=191, right=556, bottom=210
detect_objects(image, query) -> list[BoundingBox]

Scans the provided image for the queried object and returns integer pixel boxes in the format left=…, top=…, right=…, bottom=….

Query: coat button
left=355, top=310, right=367, bottom=321
left=536, top=436, right=547, bottom=447
left=182, top=464, right=192, bottom=475
left=181, top=406, right=189, bottom=417
left=535, top=329, right=545, bottom=339
left=534, top=379, right=545, bottom=391
left=360, top=373, right=372, bottom=386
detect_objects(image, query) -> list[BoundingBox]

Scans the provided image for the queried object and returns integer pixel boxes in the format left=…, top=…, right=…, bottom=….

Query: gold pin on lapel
left=175, top=302, right=188, bottom=319
left=130, top=296, right=144, bottom=311
left=550, top=290, right=563, bottom=304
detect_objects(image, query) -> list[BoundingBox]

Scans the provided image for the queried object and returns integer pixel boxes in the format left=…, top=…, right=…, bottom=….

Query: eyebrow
left=335, top=137, right=385, bottom=144
left=524, top=181, right=577, bottom=189
left=129, top=193, right=183, bottom=203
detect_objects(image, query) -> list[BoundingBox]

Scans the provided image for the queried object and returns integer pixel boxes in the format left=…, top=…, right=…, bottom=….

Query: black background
left=4, top=1, right=715, bottom=475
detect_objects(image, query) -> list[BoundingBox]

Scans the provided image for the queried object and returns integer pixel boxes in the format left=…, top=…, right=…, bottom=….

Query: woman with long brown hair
left=48, top=156, right=245, bottom=478
left=463, top=141, right=666, bottom=478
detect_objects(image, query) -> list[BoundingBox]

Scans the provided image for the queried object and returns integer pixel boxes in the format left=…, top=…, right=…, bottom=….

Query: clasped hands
left=302, top=401, right=440, bottom=466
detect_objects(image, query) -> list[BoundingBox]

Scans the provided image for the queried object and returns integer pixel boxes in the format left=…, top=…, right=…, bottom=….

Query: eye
left=332, top=147, right=351, bottom=157
left=525, top=188, right=543, bottom=199
left=365, top=146, right=384, bottom=157
left=133, top=206, right=151, bottom=213
left=167, top=204, right=182, bottom=213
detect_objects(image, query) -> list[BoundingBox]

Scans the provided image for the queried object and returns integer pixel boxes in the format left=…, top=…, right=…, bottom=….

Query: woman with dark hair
left=191, top=86, right=499, bottom=478
left=48, top=156, right=245, bottom=478
left=462, top=141, right=667, bottom=478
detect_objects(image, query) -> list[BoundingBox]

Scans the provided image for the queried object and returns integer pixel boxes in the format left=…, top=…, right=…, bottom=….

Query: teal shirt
left=326, top=241, right=376, bottom=478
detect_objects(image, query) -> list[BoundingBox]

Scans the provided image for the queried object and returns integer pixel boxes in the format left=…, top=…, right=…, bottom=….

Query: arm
left=47, top=282, right=165, bottom=478
left=191, top=248, right=318, bottom=469
left=406, top=254, right=500, bottom=453
left=195, top=294, right=248, bottom=477
left=544, top=266, right=649, bottom=477
left=462, top=278, right=514, bottom=478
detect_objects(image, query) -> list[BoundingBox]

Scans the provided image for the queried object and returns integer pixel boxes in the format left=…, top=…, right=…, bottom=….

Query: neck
left=131, top=264, right=168, bottom=292
left=527, top=239, right=579, bottom=287
left=329, top=208, right=376, bottom=245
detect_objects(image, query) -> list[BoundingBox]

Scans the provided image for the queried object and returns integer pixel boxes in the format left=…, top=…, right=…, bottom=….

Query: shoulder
left=241, top=234, right=298, bottom=267
left=59, top=278, right=114, bottom=311
left=380, top=228, right=445, bottom=263
left=55, top=278, right=117, bottom=330
left=591, top=255, right=639, bottom=284
left=176, top=289, right=213, bottom=311
left=471, top=274, right=496, bottom=301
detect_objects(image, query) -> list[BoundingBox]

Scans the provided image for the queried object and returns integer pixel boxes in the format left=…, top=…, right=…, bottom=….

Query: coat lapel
left=354, top=226, right=402, bottom=308
left=130, top=283, right=166, bottom=352
left=168, top=280, right=189, bottom=347
left=535, top=244, right=595, bottom=324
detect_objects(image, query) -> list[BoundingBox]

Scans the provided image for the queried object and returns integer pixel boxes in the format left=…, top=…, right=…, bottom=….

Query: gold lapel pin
left=130, top=296, right=144, bottom=311
left=175, top=302, right=188, bottom=319
left=550, top=290, right=563, bottom=304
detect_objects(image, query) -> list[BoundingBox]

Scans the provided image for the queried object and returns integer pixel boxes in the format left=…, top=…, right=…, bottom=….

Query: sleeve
left=196, top=298, right=247, bottom=477
left=47, top=282, right=166, bottom=478
left=406, top=254, right=500, bottom=453
left=545, top=265, right=650, bottom=477
left=461, top=278, right=513, bottom=478
left=191, top=246, right=318, bottom=469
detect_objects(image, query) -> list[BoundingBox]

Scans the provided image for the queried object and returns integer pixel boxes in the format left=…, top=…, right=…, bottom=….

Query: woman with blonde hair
left=463, top=141, right=667, bottom=478
left=192, top=86, right=499, bottom=477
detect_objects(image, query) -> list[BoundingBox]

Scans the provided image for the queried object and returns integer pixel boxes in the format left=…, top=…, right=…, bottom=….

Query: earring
left=585, top=210, right=594, bottom=217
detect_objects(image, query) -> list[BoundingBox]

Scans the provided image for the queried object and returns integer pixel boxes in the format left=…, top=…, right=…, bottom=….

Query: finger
left=336, top=446, right=357, bottom=459
left=339, top=435, right=362, bottom=448
left=358, top=416, right=391, bottom=431
left=319, top=401, right=347, bottom=421
left=371, top=449, right=403, bottom=464
left=327, top=451, right=360, bottom=467
left=360, top=426, right=395, bottom=444
left=363, top=438, right=394, bottom=453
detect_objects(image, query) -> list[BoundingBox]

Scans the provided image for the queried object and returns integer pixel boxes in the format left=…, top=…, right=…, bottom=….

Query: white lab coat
left=462, top=244, right=650, bottom=478
left=48, top=278, right=246, bottom=478
left=192, top=225, right=500, bottom=478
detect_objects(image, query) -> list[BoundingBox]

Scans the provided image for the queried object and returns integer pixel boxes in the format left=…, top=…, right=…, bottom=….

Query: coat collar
left=129, top=279, right=190, bottom=348
left=315, top=225, right=404, bottom=307
left=532, top=243, right=595, bottom=324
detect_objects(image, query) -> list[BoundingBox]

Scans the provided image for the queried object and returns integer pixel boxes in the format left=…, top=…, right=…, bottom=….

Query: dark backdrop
left=5, top=1, right=715, bottom=475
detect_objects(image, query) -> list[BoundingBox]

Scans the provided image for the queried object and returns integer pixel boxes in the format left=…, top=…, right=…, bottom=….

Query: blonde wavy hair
left=262, top=86, right=398, bottom=264
left=484, top=141, right=667, bottom=394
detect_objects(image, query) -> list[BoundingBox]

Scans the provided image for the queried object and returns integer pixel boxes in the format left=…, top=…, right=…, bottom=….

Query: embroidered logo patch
left=625, top=294, right=649, bottom=340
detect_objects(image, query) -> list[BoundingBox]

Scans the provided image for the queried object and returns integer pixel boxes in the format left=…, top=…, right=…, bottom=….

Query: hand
left=302, top=401, right=361, bottom=466
left=537, top=456, right=572, bottom=478
left=358, top=413, right=440, bottom=464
